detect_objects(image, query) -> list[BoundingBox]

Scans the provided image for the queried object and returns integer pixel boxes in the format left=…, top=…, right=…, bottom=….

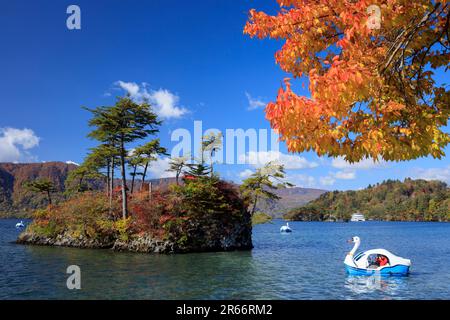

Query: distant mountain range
left=255, top=187, right=327, bottom=218
left=0, top=162, right=77, bottom=217
left=0, top=162, right=327, bottom=218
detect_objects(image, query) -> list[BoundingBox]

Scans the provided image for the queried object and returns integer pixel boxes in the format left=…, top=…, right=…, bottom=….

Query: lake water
left=1, top=219, right=450, bottom=299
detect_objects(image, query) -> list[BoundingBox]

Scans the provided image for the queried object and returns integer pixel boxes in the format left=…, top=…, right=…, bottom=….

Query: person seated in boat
left=376, top=255, right=389, bottom=267
left=367, top=254, right=379, bottom=269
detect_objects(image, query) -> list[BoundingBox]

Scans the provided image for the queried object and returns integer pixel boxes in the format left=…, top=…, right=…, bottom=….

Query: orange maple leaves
left=244, top=0, right=450, bottom=162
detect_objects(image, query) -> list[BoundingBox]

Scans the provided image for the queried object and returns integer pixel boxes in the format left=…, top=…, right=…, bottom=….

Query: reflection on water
left=345, top=275, right=409, bottom=297
left=2, top=219, right=450, bottom=299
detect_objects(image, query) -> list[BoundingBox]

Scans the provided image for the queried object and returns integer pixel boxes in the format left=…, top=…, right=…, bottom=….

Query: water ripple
left=1, top=219, right=450, bottom=299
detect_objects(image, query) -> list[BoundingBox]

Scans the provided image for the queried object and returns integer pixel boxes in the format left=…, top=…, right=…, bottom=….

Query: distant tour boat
left=344, top=236, right=411, bottom=276
left=351, top=213, right=365, bottom=222
left=280, top=222, right=292, bottom=233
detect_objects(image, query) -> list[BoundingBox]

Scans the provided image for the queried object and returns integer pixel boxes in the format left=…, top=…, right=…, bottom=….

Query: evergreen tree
left=24, top=179, right=56, bottom=205
left=85, top=96, right=161, bottom=219
left=185, top=162, right=211, bottom=178
left=201, top=132, right=222, bottom=176
left=167, top=156, right=190, bottom=185
left=240, top=162, right=293, bottom=215
left=133, top=139, right=168, bottom=191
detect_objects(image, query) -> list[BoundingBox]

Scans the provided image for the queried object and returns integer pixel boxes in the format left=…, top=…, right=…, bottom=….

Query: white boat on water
left=344, top=236, right=411, bottom=276
left=280, top=222, right=292, bottom=233
left=351, top=213, right=365, bottom=222
left=15, top=221, right=25, bottom=228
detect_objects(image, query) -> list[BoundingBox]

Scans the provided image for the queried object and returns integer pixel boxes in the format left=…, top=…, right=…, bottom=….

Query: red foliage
left=128, top=190, right=180, bottom=236
left=112, top=185, right=123, bottom=193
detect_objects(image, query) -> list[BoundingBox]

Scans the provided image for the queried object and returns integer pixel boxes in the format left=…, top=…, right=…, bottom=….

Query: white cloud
left=316, top=169, right=355, bottom=188
left=151, top=89, right=187, bottom=118
left=320, top=176, right=336, bottom=186
left=322, top=156, right=384, bottom=185
left=66, top=161, right=80, bottom=166
left=0, top=128, right=40, bottom=162
left=413, top=166, right=450, bottom=183
left=116, top=81, right=140, bottom=97
left=331, top=156, right=386, bottom=170
left=239, top=169, right=254, bottom=179
left=334, top=170, right=356, bottom=180
left=245, top=92, right=266, bottom=111
left=289, top=173, right=317, bottom=188
left=114, top=81, right=188, bottom=119
left=239, top=151, right=318, bottom=170
left=146, top=157, right=176, bottom=179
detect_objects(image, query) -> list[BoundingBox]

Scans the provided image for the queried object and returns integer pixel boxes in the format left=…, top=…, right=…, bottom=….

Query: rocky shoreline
left=16, top=216, right=253, bottom=254
left=16, top=196, right=253, bottom=254
left=16, top=232, right=177, bottom=253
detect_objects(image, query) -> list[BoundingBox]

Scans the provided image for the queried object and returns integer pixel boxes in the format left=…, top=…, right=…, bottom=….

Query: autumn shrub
left=26, top=178, right=251, bottom=244
left=164, top=177, right=250, bottom=246
left=127, top=190, right=181, bottom=238
left=114, top=217, right=132, bottom=241
left=28, top=192, right=120, bottom=239
left=27, top=215, right=61, bottom=238
left=170, top=177, right=246, bottom=219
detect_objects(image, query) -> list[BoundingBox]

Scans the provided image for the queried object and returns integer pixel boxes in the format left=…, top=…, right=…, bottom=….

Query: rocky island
left=16, top=176, right=253, bottom=253
left=14, top=97, right=257, bottom=254
left=13, top=96, right=300, bottom=254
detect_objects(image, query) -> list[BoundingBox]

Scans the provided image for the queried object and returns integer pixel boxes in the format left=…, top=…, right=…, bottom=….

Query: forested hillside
left=0, top=162, right=77, bottom=217
left=284, top=179, right=450, bottom=222
left=255, top=187, right=326, bottom=218
left=0, top=162, right=178, bottom=217
left=0, top=162, right=326, bottom=218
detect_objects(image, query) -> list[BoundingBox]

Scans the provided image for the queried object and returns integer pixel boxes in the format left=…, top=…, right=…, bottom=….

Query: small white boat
left=344, top=236, right=411, bottom=276
left=280, top=222, right=292, bottom=233
left=15, top=221, right=25, bottom=228
left=351, top=213, right=365, bottom=222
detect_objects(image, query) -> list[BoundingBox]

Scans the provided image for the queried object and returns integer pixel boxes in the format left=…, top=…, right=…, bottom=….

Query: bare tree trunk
left=141, top=162, right=148, bottom=191
left=106, top=159, right=110, bottom=197
left=149, top=182, right=152, bottom=201
left=251, top=195, right=258, bottom=216
left=47, top=190, right=52, bottom=205
left=210, top=150, right=214, bottom=177
left=109, top=157, right=114, bottom=214
left=120, top=138, right=128, bottom=219
left=111, top=158, right=115, bottom=191
left=130, top=165, right=137, bottom=194
left=78, top=176, right=84, bottom=192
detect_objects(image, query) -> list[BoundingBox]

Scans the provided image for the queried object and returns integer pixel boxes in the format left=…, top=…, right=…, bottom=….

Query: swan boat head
left=344, top=236, right=411, bottom=276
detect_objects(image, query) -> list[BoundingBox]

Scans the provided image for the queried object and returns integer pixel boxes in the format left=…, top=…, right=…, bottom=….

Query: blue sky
left=1, top=0, right=449, bottom=191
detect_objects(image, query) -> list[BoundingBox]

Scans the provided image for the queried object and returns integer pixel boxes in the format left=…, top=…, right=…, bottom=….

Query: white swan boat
left=344, top=236, right=411, bottom=276
left=15, top=221, right=25, bottom=228
left=280, top=222, right=292, bottom=233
